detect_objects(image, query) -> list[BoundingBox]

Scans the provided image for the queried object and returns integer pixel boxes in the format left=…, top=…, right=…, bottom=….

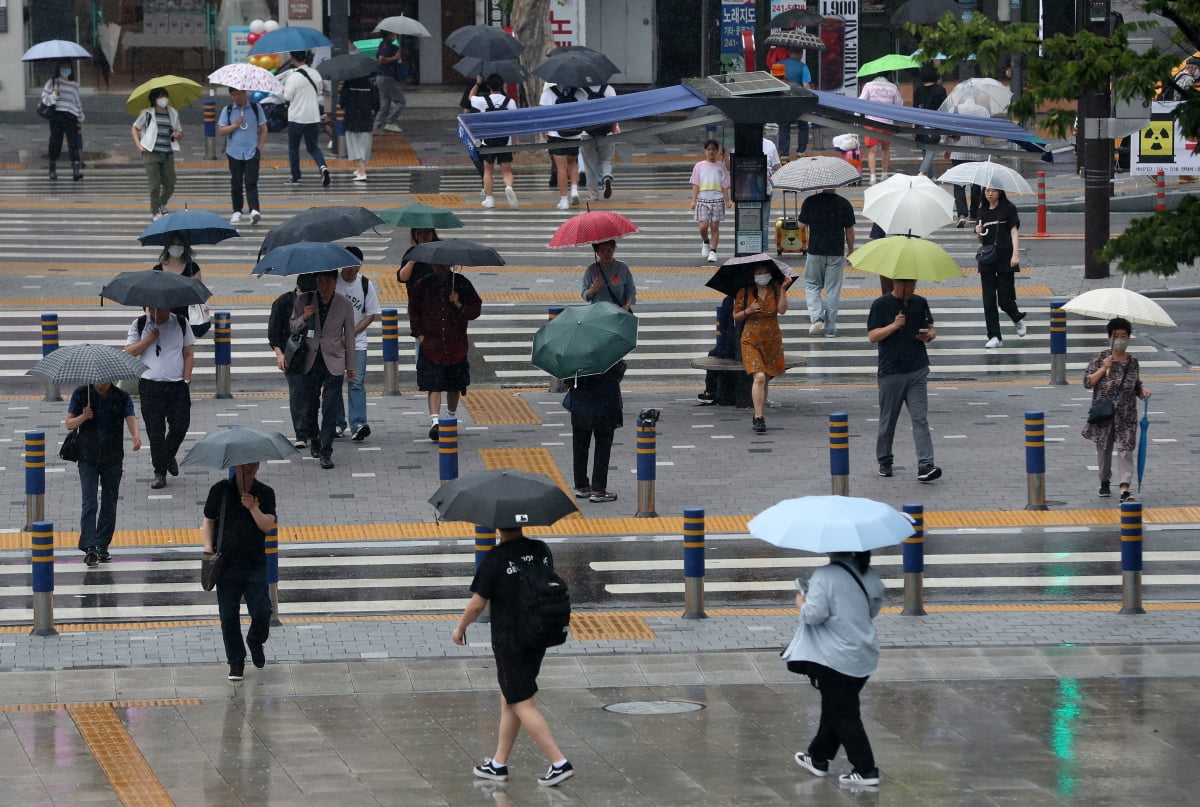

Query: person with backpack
left=333, top=246, right=382, bottom=441
left=124, top=306, right=195, bottom=490
left=217, top=86, right=267, bottom=225
left=130, top=87, right=184, bottom=219
left=469, top=73, right=519, bottom=209
left=576, top=83, right=619, bottom=200
left=452, top=525, right=576, bottom=788
left=281, top=50, right=331, bottom=186
left=539, top=83, right=584, bottom=210
left=41, top=60, right=85, bottom=181
left=339, top=74, right=379, bottom=182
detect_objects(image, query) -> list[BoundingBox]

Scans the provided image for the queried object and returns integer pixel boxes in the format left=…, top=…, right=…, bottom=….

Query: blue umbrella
left=138, top=210, right=240, bottom=247
left=248, top=26, right=333, bottom=56
left=1137, top=397, right=1150, bottom=493
left=749, top=495, right=915, bottom=553
left=252, top=241, right=360, bottom=277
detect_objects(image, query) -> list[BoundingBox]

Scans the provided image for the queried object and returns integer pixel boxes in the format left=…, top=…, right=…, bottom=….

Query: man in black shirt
left=799, top=188, right=856, bottom=337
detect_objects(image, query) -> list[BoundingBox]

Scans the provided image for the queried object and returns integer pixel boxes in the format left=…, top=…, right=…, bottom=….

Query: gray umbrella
left=27, top=343, right=147, bottom=385
left=453, top=56, right=529, bottom=85
left=763, top=29, right=827, bottom=52
left=317, top=54, right=380, bottom=82
left=181, top=426, right=299, bottom=469
left=533, top=50, right=619, bottom=88
left=100, top=270, right=212, bottom=309
left=404, top=238, right=505, bottom=267
left=429, top=469, right=577, bottom=529
left=258, top=205, right=384, bottom=260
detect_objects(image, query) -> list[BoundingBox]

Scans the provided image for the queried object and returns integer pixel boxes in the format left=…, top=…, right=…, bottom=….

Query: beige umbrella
left=1061, top=282, right=1176, bottom=328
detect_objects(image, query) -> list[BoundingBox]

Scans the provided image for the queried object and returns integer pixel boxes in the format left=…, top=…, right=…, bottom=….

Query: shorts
left=481, top=151, right=513, bottom=165
left=863, top=127, right=887, bottom=148
left=416, top=351, right=471, bottom=393
left=547, top=135, right=580, bottom=158
left=494, top=644, right=546, bottom=704
left=694, top=199, right=726, bottom=223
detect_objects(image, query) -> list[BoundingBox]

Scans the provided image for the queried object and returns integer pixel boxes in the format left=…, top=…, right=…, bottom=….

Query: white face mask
left=754, top=274, right=771, bottom=286
left=1111, top=337, right=1130, bottom=351
left=168, top=245, right=185, bottom=258
left=155, top=97, right=169, bottom=109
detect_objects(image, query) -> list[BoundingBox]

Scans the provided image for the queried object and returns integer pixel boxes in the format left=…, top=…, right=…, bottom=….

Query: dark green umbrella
left=531, top=302, right=637, bottom=379
left=181, top=426, right=298, bottom=469
left=379, top=204, right=464, bottom=230
left=429, top=469, right=577, bottom=529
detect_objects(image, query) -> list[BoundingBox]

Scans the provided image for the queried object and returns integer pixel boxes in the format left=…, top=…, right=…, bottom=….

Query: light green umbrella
left=531, top=302, right=638, bottom=380
left=354, top=37, right=383, bottom=60
left=847, top=235, right=963, bottom=281
left=125, top=74, right=204, bottom=115
left=379, top=204, right=464, bottom=229
left=857, top=54, right=922, bottom=77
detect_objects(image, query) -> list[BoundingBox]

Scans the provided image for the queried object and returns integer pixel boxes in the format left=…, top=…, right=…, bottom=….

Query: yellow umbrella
left=125, top=75, right=204, bottom=115
left=847, top=236, right=963, bottom=281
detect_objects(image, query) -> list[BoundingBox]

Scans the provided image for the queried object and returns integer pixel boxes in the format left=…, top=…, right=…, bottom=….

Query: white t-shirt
left=539, top=84, right=584, bottom=140
left=125, top=313, right=196, bottom=381
left=336, top=272, right=382, bottom=351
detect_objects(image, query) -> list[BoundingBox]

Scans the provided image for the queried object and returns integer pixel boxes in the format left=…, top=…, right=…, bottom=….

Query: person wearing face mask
left=41, top=61, right=85, bottom=181
left=131, top=88, right=184, bottom=220
left=732, top=258, right=789, bottom=433
left=151, top=236, right=207, bottom=336
left=975, top=186, right=1026, bottom=348
left=1082, top=317, right=1150, bottom=502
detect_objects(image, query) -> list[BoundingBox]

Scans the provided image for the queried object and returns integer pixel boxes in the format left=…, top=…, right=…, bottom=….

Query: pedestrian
left=124, top=306, right=194, bottom=489
left=469, top=73, right=519, bottom=209
left=452, top=526, right=576, bottom=788
left=334, top=246, right=381, bottom=441
left=581, top=240, right=635, bottom=311
left=566, top=359, right=625, bottom=503
left=281, top=50, right=331, bottom=186
left=689, top=139, right=731, bottom=263
left=697, top=295, right=737, bottom=406
left=912, top=65, right=947, bottom=179
left=867, top=223, right=893, bottom=296
left=291, top=269, right=356, bottom=469
left=1157, top=55, right=1200, bottom=101
left=268, top=274, right=317, bottom=448
left=340, top=74, right=378, bottom=181
left=408, top=264, right=483, bottom=441
left=151, top=236, right=207, bottom=337
left=945, top=99, right=991, bottom=226
left=867, top=278, right=942, bottom=482
left=373, top=30, right=408, bottom=133
left=733, top=261, right=789, bottom=433
left=784, top=551, right=886, bottom=787
left=1082, top=317, right=1150, bottom=502
left=798, top=187, right=856, bottom=338
left=975, top=186, right=1027, bottom=348
left=539, top=82, right=584, bottom=210
left=65, top=381, right=141, bottom=566
left=575, top=82, right=619, bottom=200
left=42, top=60, right=84, bottom=181
left=776, top=47, right=814, bottom=160
left=130, top=87, right=183, bottom=219
left=202, top=461, right=276, bottom=682
left=857, top=73, right=903, bottom=184
left=216, top=86, right=267, bottom=225
left=762, top=136, right=782, bottom=251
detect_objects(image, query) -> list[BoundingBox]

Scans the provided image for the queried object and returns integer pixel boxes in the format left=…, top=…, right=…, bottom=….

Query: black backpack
left=481, top=93, right=513, bottom=148
left=513, top=558, right=571, bottom=649
left=550, top=85, right=583, bottom=137
left=582, top=84, right=613, bottom=137
left=137, top=312, right=187, bottom=339
left=223, top=102, right=263, bottom=130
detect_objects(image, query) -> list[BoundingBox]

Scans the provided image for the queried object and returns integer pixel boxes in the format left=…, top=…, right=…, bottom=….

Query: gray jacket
left=290, top=291, right=356, bottom=376
left=781, top=560, right=885, bottom=679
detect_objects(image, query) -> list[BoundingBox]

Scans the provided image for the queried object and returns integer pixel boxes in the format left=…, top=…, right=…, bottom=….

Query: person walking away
left=334, top=246, right=381, bottom=441
left=566, top=360, right=625, bottom=503
left=912, top=66, right=946, bottom=179
left=42, top=61, right=85, bottom=180
left=690, top=140, right=731, bottom=263
left=762, top=136, right=782, bottom=251
left=576, top=83, right=619, bottom=200
left=784, top=551, right=886, bottom=787
left=975, top=186, right=1026, bottom=348
left=946, top=99, right=991, bottom=226
left=202, top=462, right=276, bottom=681
left=282, top=50, right=331, bottom=186
left=798, top=187, right=856, bottom=337
left=776, top=47, right=814, bottom=160
left=268, top=274, right=317, bottom=448
left=581, top=240, right=635, bottom=311
left=340, top=74, right=378, bottom=181
left=373, top=30, right=408, bottom=133
left=66, top=382, right=141, bottom=566
left=131, top=88, right=183, bottom=219
left=291, top=270, right=356, bottom=469
left=217, top=87, right=267, bottom=224
left=151, top=236, right=207, bottom=337
left=452, top=526, right=576, bottom=787
left=857, top=73, right=903, bottom=184
left=1082, top=317, right=1150, bottom=502
left=469, top=73, right=519, bottom=209
left=539, top=83, right=584, bottom=209
left=125, top=306, right=194, bottom=489
left=867, top=279, right=941, bottom=482
left=733, top=263, right=789, bottom=433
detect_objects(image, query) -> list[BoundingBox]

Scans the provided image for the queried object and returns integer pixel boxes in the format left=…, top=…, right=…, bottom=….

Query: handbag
left=187, top=303, right=212, bottom=338
left=1086, top=357, right=1131, bottom=426
left=36, top=101, right=56, bottom=120
left=59, top=430, right=81, bottom=462
left=975, top=244, right=998, bottom=267
left=201, top=488, right=229, bottom=591
left=283, top=331, right=308, bottom=374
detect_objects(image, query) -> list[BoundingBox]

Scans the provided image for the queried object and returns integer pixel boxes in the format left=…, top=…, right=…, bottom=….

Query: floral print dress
left=735, top=284, right=786, bottom=378
left=1081, top=350, right=1143, bottom=451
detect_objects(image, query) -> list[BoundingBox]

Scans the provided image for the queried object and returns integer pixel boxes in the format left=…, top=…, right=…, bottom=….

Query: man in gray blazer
left=291, top=270, right=356, bottom=469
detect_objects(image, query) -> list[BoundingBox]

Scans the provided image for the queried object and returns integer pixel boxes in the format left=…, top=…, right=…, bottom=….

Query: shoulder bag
left=975, top=220, right=999, bottom=268
left=1086, top=357, right=1130, bottom=425
left=284, top=312, right=314, bottom=374
left=200, top=488, right=229, bottom=591
left=59, top=430, right=81, bottom=462
left=37, top=79, right=58, bottom=119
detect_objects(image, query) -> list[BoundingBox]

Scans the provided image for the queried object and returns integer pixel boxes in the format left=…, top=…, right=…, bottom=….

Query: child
left=689, top=139, right=731, bottom=263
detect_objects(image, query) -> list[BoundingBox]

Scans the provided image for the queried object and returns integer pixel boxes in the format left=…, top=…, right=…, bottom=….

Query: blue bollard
left=203, top=93, right=217, bottom=160
left=40, top=314, right=61, bottom=401
left=682, top=507, right=706, bottom=619
left=1025, top=410, right=1048, bottom=510
left=901, top=503, right=926, bottom=615
left=381, top=308, right=400, bottom=395
left=25, top=430, right=46, bottom=530
left=266, top=524, right=282, bottom=627
left=1119, top=501, right=1145, bottom=614
left=635, top=412, right=658, bottom=517
left=31, top=520, right=57, bottom=636
left=1049, top=300, right=1067, bottom=385
left=438, top=417, right=458, bottom=483
left=829, top=412, right=849, bottom=496
left=213, top=312, right=232, bottom=398
left=474, top=524, right=496, bottom=624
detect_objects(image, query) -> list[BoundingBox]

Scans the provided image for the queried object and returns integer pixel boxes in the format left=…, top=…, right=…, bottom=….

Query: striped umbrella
left=27, top=344, right=148, bottom=385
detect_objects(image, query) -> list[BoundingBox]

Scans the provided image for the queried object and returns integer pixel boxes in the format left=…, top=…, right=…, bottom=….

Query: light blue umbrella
left=249, top=26, right=333, bottom=56
left=1137, top=397, right=1150, bottom=493
left=749, top=495, right=915, bottom=553
left=252, top=241, right=360, bottom=277
left=22, top=40, right=90, bottom=61
left=138, top=210, right=239, bottom=247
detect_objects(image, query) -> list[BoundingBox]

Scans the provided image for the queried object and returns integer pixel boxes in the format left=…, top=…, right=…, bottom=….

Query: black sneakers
left=917, top=466, right=942, bottom=483
left=839, top=769, right=880, bottom=786
left=84, top=550, right=99, bottom=567
left=1120, top=490, right=1135, bottom=503
left=573, top=487, right=592, bottom=499
left=428, top=422, right=440, bottom=442
left=249, top=641, right=266, bottom=669
left=351, top=424, right=371, bottom=442
left=538, top=761, right=574, bottom=787
left=473, top=758, right=509, bottom=782
left=1098, top=481, right=1111, bottom=497
left=752, top=416, right=766, bottom=433
left=794, top=752, right=828, bottom=777
left=321, top=166, right=332, bottom=187
left=228, top=663, right=244, bottom=682
left=878, top=464, right=893, bottom=478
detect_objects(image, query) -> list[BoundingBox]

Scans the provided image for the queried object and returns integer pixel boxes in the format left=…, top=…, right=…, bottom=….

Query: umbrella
left=937, top=160, right=1033, bottom=194
left=453, top=56, right=529, bottom=85
left=891, top=0, right=961, bottom=26
left=858, top=54, right=922, bottom=76
left=531, top=302, right=638, bottom=379
left=258, top=206, right=384, bottom=258
left=404, top=239, right=505, bottom=267
left=374, top=15, right=432, bottom=38
left=1059, top=286, right=1177, bottom=328
left=772, top=156, right=861, bottom=193
left=125, top=75, right=204, bottom=115
left=445, top=24, right=525, bottom=60
left=22, top=40, right=91, bottom=61
left=249, top=26, right=334, bottom=56
left=705, top=254, right=792, bottom=298
left=429, top=469, right=577, bottom=529
left=862, top=173, right=955, bottom=237
left=548, top=211, right=639, bottom=248
left=1137, top=397, right=1150, bottom=493
left=533, top=51, right=618, bottom=88
left=101, top=270, right=212, bottom=309
left=847, top=236, right=963, bottom=281
left=207, top=63, right=284, bottom=94
left=546, top=46, right=621, bottom=76
left=317, top=54, right=380, bottom=83
left=768, top=9, right=825, bottom=28
left=763, top=30, right=827, bottom=52
left=252, top=242, right=362, bottom=277
left=939, top=77, right=1012, bottom=116
left=27, top=344, right=148, bottom=385
left=379, top=204, right=464, bottom=229
left=749, top=495, right=915, bottom=553
left=181, top=426, right=299, bottom=469
left=138, top=210, right=240, bottom=247
left=353, top=37, right=383, bottom=60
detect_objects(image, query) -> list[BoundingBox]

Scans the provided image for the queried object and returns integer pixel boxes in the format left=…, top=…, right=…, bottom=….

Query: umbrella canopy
left=768, top=9, right=825, bottom=28
left=249, top=26, right=333, bottom=56
left=207, top=63, right=284, bottom=94
left=1060, top=287, right=1177, bottom=328
left=1137, top=397, right=1150, bottom=493
left=404, top=239, right=505, bottom=267
left=891, top=0, right=961, bottom=26
left=531, top=302, right=638, bottom=379
left=258, top=206, right=384, bottom=258
left=27, top=344, right=148, bottom=385
left=772, top=156, right=861, bottom=193
left=705, top=254, right=792, bottom=298
left=763, top=30, right=827, bottom=52
left=445, top=24, right=525, bottom=60
left=429, top=469, right=577, bottom=529
left=181, top=426, right=299, bottom=469
left=533, top=50, right=620, bottom=86
left=379, top=204, right=464, bottom=230
left=23, top=40, right=91, bottom=61
left=353, top=37, right=383, bottom=60
left=749, top=495, right=915, bottom=553
left=858, top=54, right=922, bottom=76
left=548, top=211, right=638, bottom=248
left=546, top=46, right=621, bottom=76
left=847, top=236, right=963, bottom=281
left=939, top=77, right=1012, bottom=116
left=862, top=173, right=955, bottom=237
left=252, top=242, right=362, bottom=277
left=138, top=210, right=240, bottom=247
left=100, top=270, right=212, bottom=309
left=317, top=54, right=380, bottom=83
left=453, top=56, right=529, bottom=84
left=937, top=160, right=1033, bottom=194
left=374, top=15, right=432, bottom=37
left=125, top=75, right=204, bottom=115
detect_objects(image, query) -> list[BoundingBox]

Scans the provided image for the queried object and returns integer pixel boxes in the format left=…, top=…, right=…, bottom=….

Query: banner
left=1131, top=101, right=1200, bottom=175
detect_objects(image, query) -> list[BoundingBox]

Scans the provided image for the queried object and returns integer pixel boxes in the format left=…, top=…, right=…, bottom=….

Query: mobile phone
left=794, top=577, right=809, bottom=594
left=918, top=328, right=930, bottom=334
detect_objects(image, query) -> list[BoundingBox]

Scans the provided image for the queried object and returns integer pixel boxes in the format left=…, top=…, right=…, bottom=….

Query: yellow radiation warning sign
left=1139, top=116, right=1175, bottom=162
left=1132, top=101, right=1200, bottom=174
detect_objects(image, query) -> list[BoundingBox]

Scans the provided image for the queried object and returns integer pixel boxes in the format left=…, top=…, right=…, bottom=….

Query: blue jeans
left=286, top=121, right=327, bottom=181
left=804, top=254, right=846, bottom=334
left=216, top=562, right=271, bottom=666
left=876, top=367, right=934, bottom=471
left=78, top=460, right=122, bottom=553
left=778, top=120, right=810, bottom=157
left=336, top=348, right=368, bottom=430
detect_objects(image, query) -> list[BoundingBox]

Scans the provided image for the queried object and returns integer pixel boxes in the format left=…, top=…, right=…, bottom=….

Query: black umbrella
left=317, top=54, right=380, bottom=82
left=258, top=206, right=384, bottom=260
left=101, top=270, right=212, bottom=309
left=429, top=469, right=577, bottom=529
left=453, top=56, right=529, bottom=84
left=891, top=0, right=961, bottom=26
left=533, top=50, right=618, bottom=87
left=542, top=46, right=620, bottom=78
left=181, top=426, right=299, bottom=469
left=405, top=238, right=505, bottom=267
left=768, top=9, right=825, bottom=29
left=705, top=254, right=790, bottom=298
left=445, top=24, right=524, bottom=60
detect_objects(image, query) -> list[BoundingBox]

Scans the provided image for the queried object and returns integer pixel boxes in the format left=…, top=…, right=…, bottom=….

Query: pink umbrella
left=207, top=63, right=284, bottom=94
left=548, top=210, right=639, bottom=249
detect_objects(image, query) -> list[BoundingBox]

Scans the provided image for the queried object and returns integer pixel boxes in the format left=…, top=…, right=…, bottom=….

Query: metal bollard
left=203, top=92, right=217, bottom=160
left=682, top=507, right=706, bottom=619
left=266, top=524, right=282, bottom=627
left=30, top=521, right=57, bottom=637
left=1025, top=410, right=1048, bottom=510
left=1048, top=300, right=1068, bottom=386
left=901, top=503, right=926, bottom=616
left=25, top=431, right=47, bottom=530
left=1034, top=171, right=1048, bottom=237
left=1119, top=500, right=1145, bottom=615
left=829, top=412, right=849, bottom=496
left=335, top=103, right=348, bottom=158
left=1156, top=170, right=1165, bottom=213
left=438, top=417, right=458, bottom=483
left=635, top=410, right=659, bottom=517
left=474, top=524, right=496, bottom=623
left=40, top=314, right=61, bottom=402
left=547, top=307, right=566, bottom=394
left=381, top=308, right=400, bottom=395
left=213, top=312, right=232, bottom=399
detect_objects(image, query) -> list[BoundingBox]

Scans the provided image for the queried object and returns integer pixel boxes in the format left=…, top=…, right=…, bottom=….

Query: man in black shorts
left=452, top=526, right=576, bottom=787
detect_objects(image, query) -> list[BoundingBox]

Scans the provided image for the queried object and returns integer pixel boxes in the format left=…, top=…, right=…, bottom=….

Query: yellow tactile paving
left=67, top=703, right=175, bottom=807
left=462, top=389, right=543, bottom=424
left=569, top=612, right=657, bottom=640
left=411, top=194, right=467, bottom=208
left=0, top=699, right=200, bottom=712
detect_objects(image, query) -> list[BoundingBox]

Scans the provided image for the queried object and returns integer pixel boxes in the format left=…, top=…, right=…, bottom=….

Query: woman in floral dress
left=1081, top=317, right=1150, bottom=502
left=733, top=261, right=789, bottom=433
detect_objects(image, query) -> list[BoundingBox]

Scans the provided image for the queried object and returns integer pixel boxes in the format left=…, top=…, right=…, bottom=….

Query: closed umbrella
left=445, top=24, right=524, bottom=60
left=429, top=469, right=577, bottom=529
left=453, top=56, right=529, bottom=85
left=862, top=173, right=955, bottom=237
left=258, top=206, right=384, bottom=258
left=548, top=211, right=638, bottom=248
left=379, top=204, right=464, bottom=229
left=374, top=15, right=432, bottom=38
left=937, top=160, right=1033, bottom=194
left=772, top=156, right=861, bottom=193
left=531, top=302, right=638, bottom=379
left=125, top=75, right=204, bottom=115
left=317, top=54, right=380, bottom=83
left=252, top=242, right=361, bottom=277
left=404, top=239, right=505, bottom=267
left=1137, top=397, right=1151, bottom=493
left=847, top=236, right=963, bottom=281
left=138, top=210, right=240, bottom=247
left=100, top=270, right=211, bottom=309
left=207, top=63, right=284, bottom=94
left=22, top=40, right=90, bottom=61
left=27, top=344, right=148, bottom=385
left=249, top=26, right=333, bottom=56
left=1060, top=286, right=1176, bottom=328
left=749, top=495, right=915, bottom=553
left=181, top=426, right=299, bottom=469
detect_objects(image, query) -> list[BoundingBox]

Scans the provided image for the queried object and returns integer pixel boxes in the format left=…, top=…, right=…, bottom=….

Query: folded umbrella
left=252, top=242, right=361, bottom=277
left=27, top=344, right=148, bottom=385
left=937, top=160, right=1033, bottom=194
left=404, top=239, right=505, bottom=267
left=101, top=270, right=212, bottom=309
left=125, top=75, right=204, bottom=115
left=207, top=63, right=285, bottom=94
left=379, top=204, right=464, bottom=230
left=317, top=54, right=380, bottom=83
left=1137, top=397, right=1151, bottom=493
left=531, top=302, right=638, bottom=379
left=138, top=210, right=240, bottom=247
left=258, top=206, right=384, bottom=259
left=249, top=26, right=333, bottom=57
left=749, top=495, right=915, bottom=553
left=181, top=426, right=299, bottom=469
left=862, top=173, right=955, bottom=237
left=772, top=156, right=861, bottom=193
left=429, top=469, right=577, bottom=529
left=453, top=56, right=529, bottom=85
left=705, top=254, right=793, bottom=298
left=548, top=211, right=638, bottom=248
left=23, top=40, right=91, bottom=61
left=847, top=236, right=963, bottom=281
left=374, top=15, right=432, bottom=37
left=445, top=24, right=525, bottom=60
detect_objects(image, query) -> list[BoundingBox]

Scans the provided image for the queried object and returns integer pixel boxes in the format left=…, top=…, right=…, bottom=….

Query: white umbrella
left=749, top=496, right=915, bottom=553
left=937, top=160, right=1034, bottom=194
left=374, top=15, right=432, bottom=37
left=1061, top=283, right=1176, bottom=328
left=208, top=63, right=285, bottom=94
left=22, top=40, right=90, bottom=61
left=862, top=173, right=955, bottom=237
left=939, top=78, right=1012, bottom=116
left=772, top=156, right=861, bottom=193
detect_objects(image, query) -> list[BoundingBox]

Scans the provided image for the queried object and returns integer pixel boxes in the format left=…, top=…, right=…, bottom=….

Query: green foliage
left=1098, top=197, right=1200, bottom=277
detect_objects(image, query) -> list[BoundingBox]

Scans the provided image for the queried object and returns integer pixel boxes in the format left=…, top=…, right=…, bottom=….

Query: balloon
left=246, top=32, right=260, bottom=45
left=266, top=54, right=282, bottom=70
left=249, top=54, right=267, bottom=68
left=263, top=19, right=280, bottom=32
left=249, top=19, right=265, bottom=34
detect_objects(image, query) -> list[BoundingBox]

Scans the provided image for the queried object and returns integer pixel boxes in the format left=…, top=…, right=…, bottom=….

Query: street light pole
left=1081, top=0, right=1113, bottom=279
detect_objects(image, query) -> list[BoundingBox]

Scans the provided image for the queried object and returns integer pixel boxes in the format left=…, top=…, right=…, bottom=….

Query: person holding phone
left=975, top=186, right=1026, bottom=348
left=581, top=240, right=635, bottom=311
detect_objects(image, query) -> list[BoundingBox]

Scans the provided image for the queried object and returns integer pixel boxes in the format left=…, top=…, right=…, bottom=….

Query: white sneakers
left=700, top=243, right=711, bottom=258
left=352, top=173, right=367, bottom=182
left=504, top=186, right=518, bottom=209
left=230, top=211, right=242, bottom=224
left=707, top=250, right=718, bottom=263
left=481, top=196, right=495, bottom=208
left=1016, top=319, right=1027, bottom=337
left=809, top=320, right=825, bottom=336
left=555, top=198, right=570, bottom=210
left=985, top=336, right=1002, bottom=348
left=250, top=210, right=261, bottom=225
